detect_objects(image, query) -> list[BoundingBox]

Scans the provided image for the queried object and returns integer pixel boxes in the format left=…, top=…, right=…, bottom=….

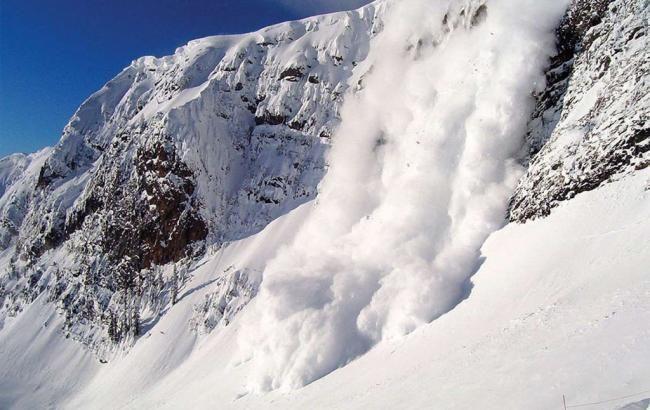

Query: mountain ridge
left=0, top=0, right=648, bottom=407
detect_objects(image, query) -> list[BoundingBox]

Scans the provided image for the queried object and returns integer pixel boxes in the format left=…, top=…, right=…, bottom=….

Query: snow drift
left=239, top=0, right=569, bottom=391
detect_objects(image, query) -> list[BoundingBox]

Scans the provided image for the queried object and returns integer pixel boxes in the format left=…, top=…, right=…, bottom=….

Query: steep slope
left=0, top=0, right=649, bottom=407
left=238, top=0, right=568, bottom=391
left=0, top=149, right=52, bottom=249
left=2, top=155, right=648, bottom=410
left=0, top=3, right=385, bottom=351
left=510, top=0, right=649, bottom=221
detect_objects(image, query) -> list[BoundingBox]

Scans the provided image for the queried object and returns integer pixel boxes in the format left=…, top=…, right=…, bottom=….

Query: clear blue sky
left=0, top=0, right=371, bottom=158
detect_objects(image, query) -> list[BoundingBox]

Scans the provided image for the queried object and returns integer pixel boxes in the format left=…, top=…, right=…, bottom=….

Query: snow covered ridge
left=510, top=0, right=649, bottom=222
left=0, top=0, right=649, bottom=403
left=0, top=2, right=385, bottom=349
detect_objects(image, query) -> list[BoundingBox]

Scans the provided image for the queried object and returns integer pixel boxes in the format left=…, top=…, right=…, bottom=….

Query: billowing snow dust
left=238, top=0, right=569, bottom=391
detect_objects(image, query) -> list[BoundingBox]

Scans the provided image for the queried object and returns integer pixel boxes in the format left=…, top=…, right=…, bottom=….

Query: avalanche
left=238, top=0, right=568, bottom=391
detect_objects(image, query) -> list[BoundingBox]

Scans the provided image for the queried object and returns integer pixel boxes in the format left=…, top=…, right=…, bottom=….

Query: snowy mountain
left=0, top=2, right=384, bottom=351
left=0, top=0, right=648, bottom=408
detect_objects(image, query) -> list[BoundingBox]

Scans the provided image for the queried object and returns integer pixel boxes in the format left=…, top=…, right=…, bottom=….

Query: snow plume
left=239, top=0, right=568, bottom=391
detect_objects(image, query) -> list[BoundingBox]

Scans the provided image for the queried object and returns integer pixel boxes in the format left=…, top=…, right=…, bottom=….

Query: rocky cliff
left=510, top=0, right=648, bottom=221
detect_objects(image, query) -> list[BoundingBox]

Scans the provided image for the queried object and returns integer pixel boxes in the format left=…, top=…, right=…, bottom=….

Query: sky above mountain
left=0, top=0, right=372, bottom=158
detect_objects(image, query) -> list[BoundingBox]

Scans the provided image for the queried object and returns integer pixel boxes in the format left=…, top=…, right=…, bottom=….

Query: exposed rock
left=279, top=66, right=305, bottom=81
left=509, top=0, right=648, bottom=222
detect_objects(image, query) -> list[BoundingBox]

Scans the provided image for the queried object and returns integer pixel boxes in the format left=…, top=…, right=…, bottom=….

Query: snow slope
left=0, top=0, right=649, bottom=407
left=2, top=157, right=648, bottom=410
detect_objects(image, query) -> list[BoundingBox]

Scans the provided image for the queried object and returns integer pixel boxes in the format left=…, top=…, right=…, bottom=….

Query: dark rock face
left=255, top=111, right=287, bottom=126
left=25, top=129, right=207, bottom=271
left=524, top=0, right=613, bottom=157
left=509, top=0, right=648, bottom=222
left=77, top=131, right=208, bottom=266
left=36, top=164, right=62, bottom=188
left=279, top=66, right=305, bottom=81
left=5, top=126, right=209, bottom=345
left=132, top=135, right=207, bottom=268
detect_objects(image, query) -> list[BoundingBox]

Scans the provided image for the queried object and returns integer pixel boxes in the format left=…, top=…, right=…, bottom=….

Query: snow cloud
left=240, top=0, right=569, bottom=392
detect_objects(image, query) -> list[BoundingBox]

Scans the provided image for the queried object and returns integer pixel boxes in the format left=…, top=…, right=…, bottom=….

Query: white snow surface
left=0, top=148, right=52, bottom=248
left=1, top=159, right=649, bottom=410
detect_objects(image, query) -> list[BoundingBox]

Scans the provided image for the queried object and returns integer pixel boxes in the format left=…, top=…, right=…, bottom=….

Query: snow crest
left=239, top=0, right=569, bottom=391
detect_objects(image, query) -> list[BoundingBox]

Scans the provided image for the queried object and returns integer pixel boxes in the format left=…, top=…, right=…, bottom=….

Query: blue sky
left=0, top=0, right=372, bottom=158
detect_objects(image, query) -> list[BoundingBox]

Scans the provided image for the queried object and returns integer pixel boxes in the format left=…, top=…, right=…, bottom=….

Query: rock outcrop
left=510, top=0, right=649, bottom=222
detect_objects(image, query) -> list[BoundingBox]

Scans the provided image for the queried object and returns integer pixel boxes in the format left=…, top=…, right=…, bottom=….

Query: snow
left=0, top=294, right=98, bottom=409
left=0, top=0, right=385, bottom=265
left=237, top=0, right=569, bottom=391
left=1, top=0, right=648, bottom=407
left=0, top=148, right=51, bottom=248
left=2, top=161, right=648, bottom=410
left=562, top=81, right=606, bottom=125
left=0, top=3, right=386, bottom=361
